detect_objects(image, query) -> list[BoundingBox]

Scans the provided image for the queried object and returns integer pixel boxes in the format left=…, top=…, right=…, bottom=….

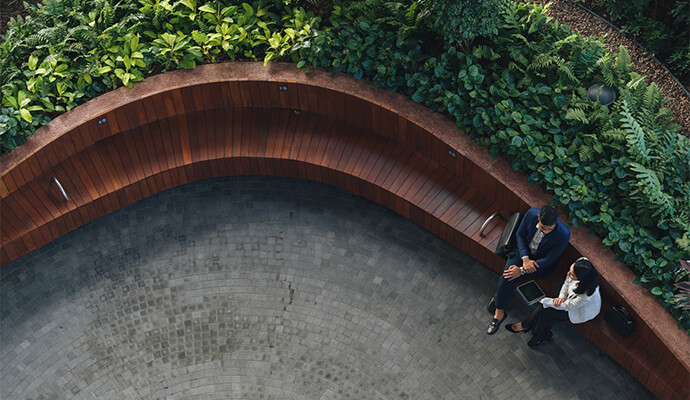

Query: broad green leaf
left=19, top=108, right=32, bottom=123
left=28, top=55, right=39, bottom=70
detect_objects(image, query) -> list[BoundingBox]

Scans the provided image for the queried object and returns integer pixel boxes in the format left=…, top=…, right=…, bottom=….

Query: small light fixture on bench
left=448, top=149, right=457, bottom=158
left=277, top=84, right=288, bottom=92
left=587, top=83, right=616, bottom=106
left=97, top=116, right=108, bottom=126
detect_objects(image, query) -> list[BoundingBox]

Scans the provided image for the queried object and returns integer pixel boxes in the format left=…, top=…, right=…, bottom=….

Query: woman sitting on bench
left=505, top=257, right=601, bottom=347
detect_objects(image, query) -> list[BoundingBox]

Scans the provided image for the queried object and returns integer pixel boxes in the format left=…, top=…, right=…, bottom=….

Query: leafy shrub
left=1, top=0, right=688, bottom=330
left=581, top=0, right=689, bottom=84
left=299, top=0, right=689, bottom=330
left=1, top=0, right=321, bottom=152
left=417, top=0, right=510, bottom=44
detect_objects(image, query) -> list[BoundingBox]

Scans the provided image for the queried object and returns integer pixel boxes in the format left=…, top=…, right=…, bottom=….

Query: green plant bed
left=2, top=0, right=689, bottom=330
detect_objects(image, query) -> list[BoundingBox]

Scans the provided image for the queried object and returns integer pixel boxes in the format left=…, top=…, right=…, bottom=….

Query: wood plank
left=267, top=110, right=291, bottom=158
left=86, top=143, right=118, bottom=195
left=250, top=110, right=272, bottom=158
left=170, top=89, right=192, bottom=165
left=442, top=186, right=481, bottom=230
left=13, top=185, right=48, bottom=229
left=389, top=152, right=425, bottom=195
left=304, top=116, right=329, bottom=166
left=294, top=113, right=318, bottom=163
left=68, top=155, right=99, bottom=202
left=53, top=162, right=87, bottom=210
left=323, top=124, right=350, bottom=169
left=231, top=108, right=244, bottom=158
left=140, top=99, right=165, bottom=173
left=352, top=135, right=384, bottom=180
left=0, top=197, right=32, bottom=237
left=208, top=85, right=224, bottom=159
left=401, top=160, right=437, bottom=201
left=317, top=119, right=345, bottom=168
left=430, top=179, right=469, bottom=222
left=239, top=109, right=256, bottom=158
left=417, top=171, right=455, bottom=213
left=97, top=137, right=128, bottom=191
left=151, top=104, right=179, bottom=171
left=436, top=181, right=473, bottom=224
left=110, top=132, right=137, bottom=187
left=185, top=112, right=204, bottom=163
left=369, top=143, right=401, bottom=187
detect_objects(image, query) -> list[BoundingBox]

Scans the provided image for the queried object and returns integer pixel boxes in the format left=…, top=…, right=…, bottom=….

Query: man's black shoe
left=486, top=312, right=507, bottom=335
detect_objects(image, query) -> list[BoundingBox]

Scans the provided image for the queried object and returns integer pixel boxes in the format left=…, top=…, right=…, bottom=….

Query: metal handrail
left=479, top=212, right=502, bottom=237
left=52, top=177, right=69, bottom=201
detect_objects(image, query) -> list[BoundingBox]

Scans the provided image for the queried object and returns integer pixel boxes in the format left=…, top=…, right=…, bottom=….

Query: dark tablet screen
left=517, top=281, right=545, bottom=303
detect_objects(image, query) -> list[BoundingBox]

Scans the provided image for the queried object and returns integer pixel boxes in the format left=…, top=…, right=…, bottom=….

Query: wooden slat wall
left=0, top=78, right=686, bottom=400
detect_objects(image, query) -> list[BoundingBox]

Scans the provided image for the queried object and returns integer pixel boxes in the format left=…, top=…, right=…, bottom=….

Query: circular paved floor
left=1, top=176, right=655, bottom=399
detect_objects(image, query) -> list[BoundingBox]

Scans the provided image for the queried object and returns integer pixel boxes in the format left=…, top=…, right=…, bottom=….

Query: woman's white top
left=540, top=275, right=601, bottom=324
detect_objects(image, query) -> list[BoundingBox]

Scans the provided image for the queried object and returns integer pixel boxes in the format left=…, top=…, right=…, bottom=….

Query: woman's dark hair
left=539, top=205, right=559, bottom=226
left=573, top=258, right=599, bottom=296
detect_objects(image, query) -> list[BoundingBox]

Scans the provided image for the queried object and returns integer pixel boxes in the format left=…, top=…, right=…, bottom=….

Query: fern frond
left=626, top=74, right=646, bottom=90
left=578, top=146, right=594, bottom=161
left=628, top=162, right=675, bottom=218
left=552, top=33, right=579, bottom=49
left=565, top=108, right=588, bottom=124
left=530, top=53, right=555, bottom=70
left=601, top=69, right=616, bottom=87
left=614, top=45, right=633, bottom=82
left=621, top=100, right=650, bottom=161
left=472, top=45, right=499, bottom=61
left=601, top=128, right=627, bottom=143
left=552, top=56, right=579, bottom=84
left=644, top=83, right=663, bottom=113
left=517, top=75, right=534, bottom=89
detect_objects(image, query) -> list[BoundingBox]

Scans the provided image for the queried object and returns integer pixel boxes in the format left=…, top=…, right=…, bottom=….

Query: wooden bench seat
left=1, top=63, right=686, bottom=400
left=1, top=108, right=506, bottom=269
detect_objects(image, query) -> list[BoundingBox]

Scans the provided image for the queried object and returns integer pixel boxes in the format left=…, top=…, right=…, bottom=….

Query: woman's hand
left=553, top=297, right=565, bottom=307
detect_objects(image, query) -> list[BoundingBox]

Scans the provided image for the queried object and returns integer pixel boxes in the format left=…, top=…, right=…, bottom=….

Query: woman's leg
left=520, top=303, right=543, bottom=331
left=531, top=307, right=569, bottom=341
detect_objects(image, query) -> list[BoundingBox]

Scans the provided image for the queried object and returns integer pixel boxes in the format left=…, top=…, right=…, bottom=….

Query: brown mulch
left=2, top=0, right=688, bottom=136
left=0, top=0, right=40, bottom=34
left=532, top=0, right=690, bottom=137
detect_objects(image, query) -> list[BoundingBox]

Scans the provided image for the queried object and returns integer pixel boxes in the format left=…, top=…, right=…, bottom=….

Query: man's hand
left=553, top=297, right=565, bottom=307
left=503, top=265, right=521, bottom=281
left=522, top=258, right=539, bottom=273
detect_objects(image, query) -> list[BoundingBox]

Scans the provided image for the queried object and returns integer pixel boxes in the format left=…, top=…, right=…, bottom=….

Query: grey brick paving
left=1, top=176, right=655, bottom=399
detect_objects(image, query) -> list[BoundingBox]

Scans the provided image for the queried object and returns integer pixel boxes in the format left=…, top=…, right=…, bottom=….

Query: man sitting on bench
left=486, top=205, right=570, bottom=335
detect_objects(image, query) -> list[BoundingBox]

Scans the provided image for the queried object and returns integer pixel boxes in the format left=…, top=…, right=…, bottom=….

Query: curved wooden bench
left=0, top=62, right=687, bottom=399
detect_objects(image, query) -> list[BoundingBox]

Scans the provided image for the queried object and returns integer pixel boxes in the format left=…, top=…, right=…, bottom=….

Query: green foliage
left=582, top=0, right=689, bottom=82
left=1, top=0, right=323, bottom=152
left=417, top=0, right=510, bottom=44
left=2, top=0, right=689, bottom=331
left=299, top=0, right=689, bottom=331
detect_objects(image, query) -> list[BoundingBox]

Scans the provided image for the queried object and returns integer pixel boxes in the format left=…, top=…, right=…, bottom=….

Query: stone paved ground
left=0, top=176, right=655, bottom=400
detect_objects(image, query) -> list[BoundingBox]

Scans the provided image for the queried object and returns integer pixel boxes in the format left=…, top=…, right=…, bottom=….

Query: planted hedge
left=1, top=0, right=689, bottom=330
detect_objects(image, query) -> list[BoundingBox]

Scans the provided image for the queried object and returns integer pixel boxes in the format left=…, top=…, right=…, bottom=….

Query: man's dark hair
left=539, top=205, right=558, bottom=226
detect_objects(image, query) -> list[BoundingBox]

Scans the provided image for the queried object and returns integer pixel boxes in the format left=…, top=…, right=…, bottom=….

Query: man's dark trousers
left=494, top=253, right=554, bottom=310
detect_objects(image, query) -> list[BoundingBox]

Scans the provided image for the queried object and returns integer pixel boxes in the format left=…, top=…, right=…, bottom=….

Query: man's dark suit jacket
left=516, top=207, right=570, bottom=274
